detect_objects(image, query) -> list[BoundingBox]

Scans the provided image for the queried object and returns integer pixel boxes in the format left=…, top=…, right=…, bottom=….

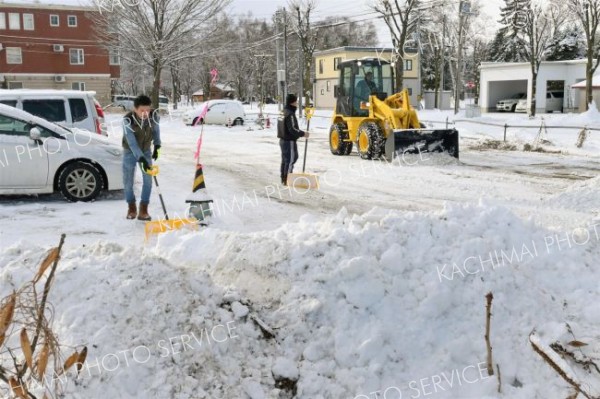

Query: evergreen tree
left=488, top=0, right=529, bottom=62
left=546, top=26, right=586, bottom=61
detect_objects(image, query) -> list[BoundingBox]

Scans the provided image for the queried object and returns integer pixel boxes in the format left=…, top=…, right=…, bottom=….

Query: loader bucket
left=384, top=128, right=459, bottom=161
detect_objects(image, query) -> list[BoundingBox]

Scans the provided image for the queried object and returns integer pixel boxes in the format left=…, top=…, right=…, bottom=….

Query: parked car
left=0, top=104, right=123, bottom=202
left=515, top=99, right=528, bottom=113
left=496, top=93, right=526, bottom=112
left=183, top=100, right=246, bottom=126
left=158, top=95, right=169, bottom=111
left=0, top=89, right=107, bottom=136
left=546, top=90, right=564, bottom=113
left=112, top=95, right=135, bottom=111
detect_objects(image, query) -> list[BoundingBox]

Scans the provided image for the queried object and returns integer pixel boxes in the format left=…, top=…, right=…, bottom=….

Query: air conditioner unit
left=53, top=44, right=64, bottom=53
left=54, top=75, right=66, bottom=83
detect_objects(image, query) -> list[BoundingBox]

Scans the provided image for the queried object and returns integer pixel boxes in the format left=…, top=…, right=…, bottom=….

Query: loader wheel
left=357, top=122, right=384, bottom=159
left=329, top=124, right=352, bottom=155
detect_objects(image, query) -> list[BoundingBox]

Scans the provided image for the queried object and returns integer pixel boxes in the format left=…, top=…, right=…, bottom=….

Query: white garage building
left=479, top=59, right=588, bottom=113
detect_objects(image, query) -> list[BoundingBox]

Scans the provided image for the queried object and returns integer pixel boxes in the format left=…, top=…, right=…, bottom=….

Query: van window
left=23, top=99, right=67, bottom=122
left=0, top=100, right=17, bottom=107
left=159, top=97, right=168, bottom=104
left=552, top=91, right=564, bottom=98
left=69, top=98, right=88, bottom=122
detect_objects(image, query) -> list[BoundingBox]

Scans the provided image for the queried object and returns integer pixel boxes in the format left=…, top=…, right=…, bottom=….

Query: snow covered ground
left=0, top=105, right=599, bottom=398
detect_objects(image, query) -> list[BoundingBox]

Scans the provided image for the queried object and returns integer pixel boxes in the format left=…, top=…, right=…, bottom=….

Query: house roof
left=0, top=2, right=96, bottom=11
left=192, top=83, right=234, bottom=96
left=314, top=46, right=394, bottom=57
left=572, top=75, right=600, bottom=89
left=480, top=59, right=587, bottom=70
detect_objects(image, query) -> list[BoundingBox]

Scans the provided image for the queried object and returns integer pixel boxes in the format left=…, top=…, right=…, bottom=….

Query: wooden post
left=485, top=292, right=495, bottom=376
left=503, top=124, right=508, bottom=142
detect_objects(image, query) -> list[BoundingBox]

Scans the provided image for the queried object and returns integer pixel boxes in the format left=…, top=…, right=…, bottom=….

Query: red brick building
left=0, top=3, right=119, bottom=104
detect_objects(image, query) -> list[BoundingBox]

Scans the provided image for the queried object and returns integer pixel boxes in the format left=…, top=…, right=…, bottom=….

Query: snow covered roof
left=192, top=84, right=234, bottom=95
left=192, top=90, right=204, bottom=96
left=572, top=76, right=600, bottom=89
left=314, top=46, right=394, bottom=56
left=480, top=59, right=587, bottom=70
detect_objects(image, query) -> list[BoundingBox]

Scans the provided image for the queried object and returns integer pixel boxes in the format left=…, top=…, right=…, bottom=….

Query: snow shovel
left=143, top=165, right=197, bottom=240
left=287, top=107, right=320, bottom=190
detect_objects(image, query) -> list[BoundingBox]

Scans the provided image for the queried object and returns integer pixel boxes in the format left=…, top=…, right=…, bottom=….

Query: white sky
left=229, top=0, right=505, bottom=46
left=2, top=0, right=505, bottom=45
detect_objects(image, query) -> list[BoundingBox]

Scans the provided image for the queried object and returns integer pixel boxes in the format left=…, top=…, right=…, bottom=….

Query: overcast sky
left=229, top=0, right=505, bottom=45
left=3, top=0, right=505, bottom=45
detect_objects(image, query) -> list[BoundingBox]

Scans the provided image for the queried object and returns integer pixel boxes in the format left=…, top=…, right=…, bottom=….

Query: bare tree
left=93, top=0, right=229, bottom=108
left=523, top=1, right=562, bottom=116
left=289, top=0, right=318, bottom=107
left=371, top=0, right=420, bottom=92
left=567, top=0, right=600, bottom=110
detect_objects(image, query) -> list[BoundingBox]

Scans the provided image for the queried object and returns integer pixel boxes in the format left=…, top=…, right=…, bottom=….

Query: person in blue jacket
left=277, top=94, right=310, bottom=186
left=122, top=95, right=161, bottom=220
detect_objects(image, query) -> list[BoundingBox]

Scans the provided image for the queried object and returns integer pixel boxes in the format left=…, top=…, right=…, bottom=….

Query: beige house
left=313, top=46, right=420, bottom=110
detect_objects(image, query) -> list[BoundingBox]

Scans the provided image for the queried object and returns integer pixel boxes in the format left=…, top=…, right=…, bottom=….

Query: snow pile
left=155, top=204, right=600, bottom=398
left=549, top=176, right=600, bottom=212
left=2, top=203, right=599, bottom=398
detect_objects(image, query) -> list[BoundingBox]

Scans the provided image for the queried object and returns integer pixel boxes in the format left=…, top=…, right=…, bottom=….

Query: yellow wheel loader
left=329, top=58, right=459, bottom=160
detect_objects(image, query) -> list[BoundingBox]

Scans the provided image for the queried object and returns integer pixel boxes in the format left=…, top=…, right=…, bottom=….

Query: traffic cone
left=186, top=163, right=213, bottom=222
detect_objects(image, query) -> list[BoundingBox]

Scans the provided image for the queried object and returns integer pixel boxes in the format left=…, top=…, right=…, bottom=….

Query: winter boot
left=126, top=202, right=137, bottom=220
left=137, top=203, right=152, bottom=221
left=281, top=175, right=288, bottom=186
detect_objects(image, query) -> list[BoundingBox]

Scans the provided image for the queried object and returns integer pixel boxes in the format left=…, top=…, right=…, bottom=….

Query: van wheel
left=58, top=162, right=103, bottom=202
left=233, top=118, right=244, bottom=126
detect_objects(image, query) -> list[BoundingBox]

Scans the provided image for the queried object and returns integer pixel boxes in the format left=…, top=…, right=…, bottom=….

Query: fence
left=421, top=117, right=600, bottom=144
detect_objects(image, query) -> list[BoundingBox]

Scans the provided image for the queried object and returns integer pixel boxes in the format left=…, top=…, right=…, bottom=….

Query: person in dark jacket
left=278, top=94, right=310, bottom=185
left=122, top=95, right=161, bottom=220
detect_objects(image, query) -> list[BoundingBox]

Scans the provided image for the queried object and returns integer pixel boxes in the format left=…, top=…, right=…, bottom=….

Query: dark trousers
left=280, top=139, right=298, bottom=182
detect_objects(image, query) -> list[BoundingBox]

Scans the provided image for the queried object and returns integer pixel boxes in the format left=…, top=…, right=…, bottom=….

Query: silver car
left=0, top=104, right=123, bottom=202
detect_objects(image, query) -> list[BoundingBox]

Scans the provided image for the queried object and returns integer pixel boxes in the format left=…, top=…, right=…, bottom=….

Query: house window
left=405, top=60, right=413, bottom=71
left=0, top=13, right=6, bottom=30
left=109, top=48, right=120, bottom=65
left=319, top=59, right=324, bottom=74
left=334, top=57, right=342, bottom=70
left=50, top=14, right=59, bottom=27
left=71, top=82, right=86, bottom=91
left=67, top=15, right=77, bottom=27
left=69, top=48, right=84, bottom=65
left=407, top=88, right=413, bottom=95
left=6, top=48, right=22, bottom=64
left=8, top=13, right=20, bottom=30
left=23, top=14, right=34, bottom=31
left=327, top=81, right=331, bottom=92
left=8, top=82, right=23, bottom=89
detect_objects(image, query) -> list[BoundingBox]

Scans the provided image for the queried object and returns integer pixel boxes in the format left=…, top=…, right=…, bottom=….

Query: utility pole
left=454, top=1, right=476, bottom=114
left=440, top=14, right=446, bottom=110
left=275, top=9, right=282, bottom=111
left=283, top=9, right=289, bottom=101
left=416, top=9, right=422, bottom=105
left=298, top=49, right=303, bottom=119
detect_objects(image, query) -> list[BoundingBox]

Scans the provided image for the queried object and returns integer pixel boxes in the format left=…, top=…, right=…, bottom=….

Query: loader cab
left=335, top=58, right=394, bottom=117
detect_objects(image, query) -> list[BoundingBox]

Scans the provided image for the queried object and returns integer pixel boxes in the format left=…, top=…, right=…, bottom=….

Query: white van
left=0, top=89, right=107, bottom=135
left=113, top=94, right=169, bottom=111
left=546, top=90, right=564, bottom=113
left=183, top=100, right=245, bottom=126
left=112, top=95, right=135, bottom=111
